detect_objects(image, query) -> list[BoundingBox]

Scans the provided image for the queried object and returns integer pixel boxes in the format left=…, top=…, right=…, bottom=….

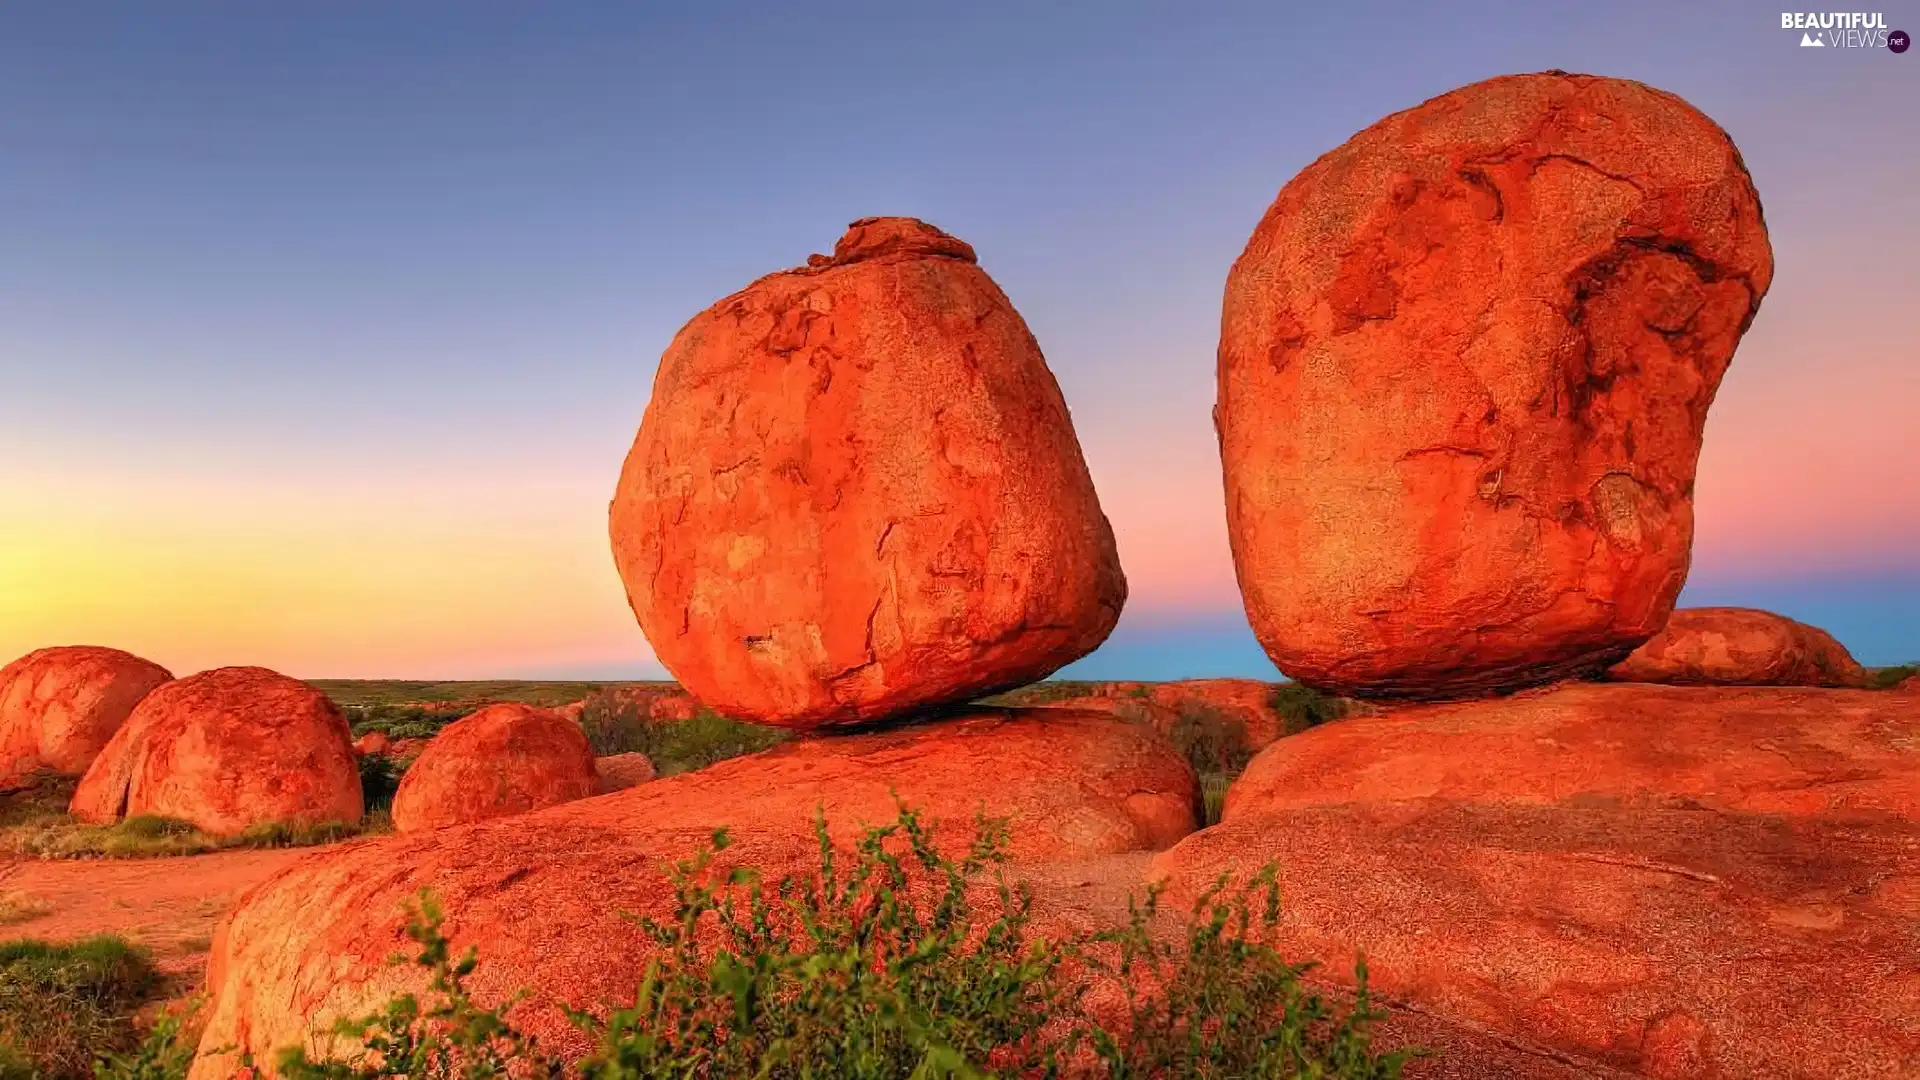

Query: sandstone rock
left=1216, top=72, right=1773, bottom=699
left=1897, top=675, right=1920, bottom=695
left=0, top=646, right=172, bottom=789
left=594, top=752, right=655, bottom=792
left=351, top=731, right=391, bottom=757
left=1607, top=606, right=1866, bottom=687
left=386, top=737, right=431, bottom=763
left=610, top=217, right=1126, bottom=729
left=1150, top=682, right=1920, bottom=1078
left=390, top=704, right=599, bottom=832
left=190, top=708, right=1195, bottom=1073
left=70, top=667, right=360, bottom=836
left=1223, top=681, right=1919, bottom=823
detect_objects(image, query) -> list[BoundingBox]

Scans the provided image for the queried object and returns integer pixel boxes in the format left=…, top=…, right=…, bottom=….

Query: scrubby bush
left=359, top=754, right=407, bottom=816
left=346, top=705, right=474, bottom=742
left=0, top=935, right=163, bottom=1079
left=6, top=814, right=373, bottom=860
left=1270, top=683, right=1347, bottom=736
left=275, top=806, right=1414, bottom=1079
left=1867, top=663, right=1919, bottom=690
left=578, top=693, right=788, bottom=776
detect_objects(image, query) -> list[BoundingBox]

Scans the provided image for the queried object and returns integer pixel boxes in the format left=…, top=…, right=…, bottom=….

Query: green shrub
left=359, top=754, right=407, bottom=816
left=1270, top=683, right=1347, bottom=736
left=578, top=694, right=787, bottom=776
left=93, top=1002, right=200, bottom=1080
left=1866, top=663, right=1919, bottom=690
left=345, top=705, right=473, bottom=742
left=0, top=935, right=164, bottom=1079
left=275, top=806, right=1414, bottom=1079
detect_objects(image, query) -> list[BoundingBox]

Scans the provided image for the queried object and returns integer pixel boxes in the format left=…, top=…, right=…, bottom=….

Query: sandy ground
left=0, top=847, right=310, bottom=980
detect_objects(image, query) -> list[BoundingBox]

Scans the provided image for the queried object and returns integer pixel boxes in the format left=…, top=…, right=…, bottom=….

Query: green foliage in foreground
left=276, top=806, right=1415, bottom=1079
left=6, top=813, right=375, bottom=860
left=0, top=935, right=164, bottom=1080
left=578, top=693, right=789, bottom=776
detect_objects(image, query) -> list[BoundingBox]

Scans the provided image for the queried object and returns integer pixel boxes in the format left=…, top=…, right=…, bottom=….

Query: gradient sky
left=2, top=1, right=1915, bottom=680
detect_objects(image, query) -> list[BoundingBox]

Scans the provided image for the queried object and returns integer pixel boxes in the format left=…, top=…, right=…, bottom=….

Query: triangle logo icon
left=1801, top=31, right=1825, bottom=45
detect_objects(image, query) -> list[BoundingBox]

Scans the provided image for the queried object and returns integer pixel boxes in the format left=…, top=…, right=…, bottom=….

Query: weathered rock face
left=594, top=752, right=655, bottom=792
left=1607, top=606, right=1867, bottom=687
left=390, top=704, right=599, bottom=833
left=1217, top=72, right=1773, bottom=699
left=1152, top=682, right=1920, bottom=1078
left=69, top=667, right=361, bottom=836
left=0, top=646, right=172, bottom=789
left=189, top=708, right=1195, bottom=1074
left=610, top=217, right=1126, bottom=729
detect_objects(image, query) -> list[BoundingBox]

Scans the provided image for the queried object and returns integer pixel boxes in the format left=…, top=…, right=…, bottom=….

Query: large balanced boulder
left=1607, top=606, right=1867, bottom=687
left=1151, top=682, right=1920, bottom=1078
left=391, top=703, right=599, bottom=832
left=70, top=666, right=361, bottom=836
left=1216, top=72, right=1773, bottom=699
left=0, top=646, right=172, bottom=789
left=189, top=708, right=1195, bottom=1074
left=610, top=217, right=1126, bottom=729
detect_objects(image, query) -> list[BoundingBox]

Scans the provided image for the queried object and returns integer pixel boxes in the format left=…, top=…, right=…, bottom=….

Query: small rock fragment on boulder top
left=594, top=751, right=655, bottom=792
left=1216, top=72, right=1773, bottom=699
left=1607, top=606, right=1867, bottom=687
left=609, top=217, right=1126, bottom=730
left=69, top=666, right=360, bottom=836
left=390, top=703, right=599, bottom=832
left=0, top=645, right=172, bottom=789
left=188, top=707, right=1197, bottom=1074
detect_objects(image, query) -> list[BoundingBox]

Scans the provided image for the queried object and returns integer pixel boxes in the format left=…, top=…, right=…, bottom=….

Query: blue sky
left=2, top=2, right=1914, bottom=679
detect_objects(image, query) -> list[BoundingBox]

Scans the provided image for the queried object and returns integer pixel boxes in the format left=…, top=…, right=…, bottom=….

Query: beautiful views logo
left=1781, top=11, right=1908, bottom=49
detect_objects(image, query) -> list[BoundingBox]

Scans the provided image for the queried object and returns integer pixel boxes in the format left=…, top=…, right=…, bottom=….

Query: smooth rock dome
left=0, top=645, right=172, bottom=788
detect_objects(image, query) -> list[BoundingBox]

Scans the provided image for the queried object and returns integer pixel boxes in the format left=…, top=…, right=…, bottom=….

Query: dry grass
left=0, top=890, right=52, bottom=927
left=5, top=814, right=376, bottom=861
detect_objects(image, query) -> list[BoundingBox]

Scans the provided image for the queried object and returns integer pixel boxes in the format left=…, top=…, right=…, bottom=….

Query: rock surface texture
left=1607, top=606, right=1867, bottom=687
left=0, top=646, right=172, bottom=789
left=188, top=708, right=1195, bottom=1074
left=69, top=666, right=361, bottom=836
left=610, top=217, right=1125, bottom=729
left=593, top=752, right=656, bottom=792
left=1152, top=682, right=1920, bottom=1079
left=1216, top=72, right=1773, bottom=698
left=390, top=703, right=599, bottom=832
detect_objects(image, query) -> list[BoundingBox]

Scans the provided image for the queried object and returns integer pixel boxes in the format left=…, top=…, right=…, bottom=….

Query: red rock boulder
left=351, top=731, right=391, bottom=757
left=69, top=667, right=360, bottom=836
left=390, top=704, right=599, bottom=833
left=594, top=752, right=655, bottom=792
left=609, top=217, right=1126, bottom=729
left=1216, top=73, right=1773, bottom=699
left=1150, top=682, right=1920, bottom=1078
left=1607, top=606, right=1867, bottom=687
left=0, top=646, right=172, bottom=789
left=189, top=708, right=1195, bottom=1074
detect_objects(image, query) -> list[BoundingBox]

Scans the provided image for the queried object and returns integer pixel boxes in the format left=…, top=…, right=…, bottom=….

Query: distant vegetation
left=4, top=812, right=376, bottom=861
left=1866, top=663, right=1919, bottom=690
left=576, top=690, right=789, bottom=775
left=313, top=680, right=670, bottom=710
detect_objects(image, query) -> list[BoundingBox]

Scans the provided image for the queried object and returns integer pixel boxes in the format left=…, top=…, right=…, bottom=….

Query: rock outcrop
left=189, top=708, right=1195, bottom=1074
left=0, top=645, right=172, bottom=789
left=69, top=667, right=360, bottom=836
left=610, top=217, right=1126, bottom=729
left=1216, top=72, right=1773, bottom=699
left=594, top=752, right=655, bottom=792
left=1151, top=682, right=1920, bottom=1078
left=1607, top=606, right=1867, bottom=687
left=390, top=704, right=599, bottom=832
left=351, top=731, right=391, bottom=757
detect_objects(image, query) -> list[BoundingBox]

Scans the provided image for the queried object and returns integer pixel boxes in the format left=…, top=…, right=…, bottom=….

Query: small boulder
left=0, top=646, right=172, bottom=789
left=189, top=708, right=1195, bottom=1073
left=1216, top=72, right=1773, bottom=698
left=351, top=731, right=392, bottom=757
left=594, top=752, right=656, bottom=792
left=390, top=704, right=599, bottom=832
left=1607, top=607, right=1867, bottom=687
left=609, top=217, right=1126, bottom=729
left=69, top=666, right=360, bottom=836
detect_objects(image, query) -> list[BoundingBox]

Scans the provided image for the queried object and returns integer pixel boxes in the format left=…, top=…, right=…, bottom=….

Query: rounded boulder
left=610, top=217, right=1126, bottom=729
left=0, top=646, right=172, bottom=789
left=1216, top=72, right=1773, bottom=698
left=69, top=666, right=360, bottom=836
left=1606, top=606, right=1866, bottom=687
left=390, top=703, right=598, bottom=832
